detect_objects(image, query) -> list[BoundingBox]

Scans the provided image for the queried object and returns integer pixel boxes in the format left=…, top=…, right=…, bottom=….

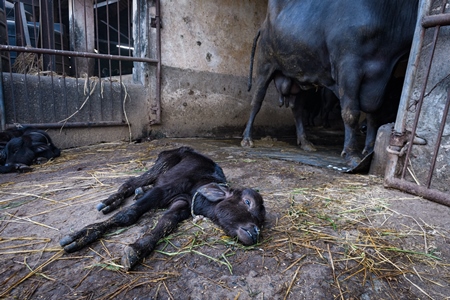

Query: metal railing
left=385, top=0, right=450, bottom=207
left=0, top=0, right=161, bottom=130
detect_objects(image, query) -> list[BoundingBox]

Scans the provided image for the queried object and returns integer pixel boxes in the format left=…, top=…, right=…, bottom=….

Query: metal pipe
left=5, top=121, right=127, bottom=129
left=0, top=66, right=5, bottom=131
left=0, top=44, right=159, bottom=63
left=386, top=0, right=431, bottom=181
left=151, top=0, right=162, bottom=125
left=385, top=177, right=450, bottom=207
left=422, top=13, right=450, bottom=28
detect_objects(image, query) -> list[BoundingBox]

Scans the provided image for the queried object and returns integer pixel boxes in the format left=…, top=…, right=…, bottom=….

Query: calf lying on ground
left=60, top=147, right=266, bottom=270
left=0, top=127, right=61, bottom=173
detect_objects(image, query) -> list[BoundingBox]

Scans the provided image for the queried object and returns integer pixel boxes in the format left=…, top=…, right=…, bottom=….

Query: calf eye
left=244, top=198, right=251, bottom=206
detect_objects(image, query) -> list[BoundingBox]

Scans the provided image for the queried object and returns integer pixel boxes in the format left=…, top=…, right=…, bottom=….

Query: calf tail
left=248, top=29, right=261, bottom=92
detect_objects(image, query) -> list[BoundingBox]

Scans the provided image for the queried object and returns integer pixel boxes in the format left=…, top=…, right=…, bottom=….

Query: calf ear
left=197, top=183, right=231, bottom=202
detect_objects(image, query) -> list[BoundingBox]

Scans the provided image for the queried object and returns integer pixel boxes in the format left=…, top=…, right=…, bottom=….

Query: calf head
left=197, top=183, right=266, bottom=245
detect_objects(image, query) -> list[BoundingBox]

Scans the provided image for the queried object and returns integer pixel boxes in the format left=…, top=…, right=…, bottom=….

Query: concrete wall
left=1, top=0, right=300, bottom=148
left=150, top=0, right=296, bottom=138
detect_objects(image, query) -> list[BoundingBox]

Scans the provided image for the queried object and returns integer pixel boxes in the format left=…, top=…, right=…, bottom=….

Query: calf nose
left=240, top=224, right=261, bottom=245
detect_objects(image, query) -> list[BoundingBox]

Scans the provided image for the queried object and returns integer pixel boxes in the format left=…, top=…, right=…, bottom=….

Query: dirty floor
left=0, top=137, right=449, bottom=299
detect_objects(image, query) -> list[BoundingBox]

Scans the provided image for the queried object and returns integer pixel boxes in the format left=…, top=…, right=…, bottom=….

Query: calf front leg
left=121, top=197, right=191, bottom=270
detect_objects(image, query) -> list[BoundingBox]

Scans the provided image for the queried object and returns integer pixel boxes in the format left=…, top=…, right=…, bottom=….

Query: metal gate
left=0, top=0, right=161, bottom=131
left=385, top=0, right=450, bottom=206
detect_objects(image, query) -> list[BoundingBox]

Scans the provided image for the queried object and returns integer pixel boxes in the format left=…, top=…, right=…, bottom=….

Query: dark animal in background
left=60, top=147, right=266, bottom=270
left=272, top=71, right=320, bottom=151
left=0, top=127, right=61, bottom=173
left=242, top=0, right=418, bottom=168
left=321, top=88, right=340, bottom=129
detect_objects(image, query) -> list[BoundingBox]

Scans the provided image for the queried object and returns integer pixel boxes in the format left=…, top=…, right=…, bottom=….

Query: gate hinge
left=151, top=17, right=162, bottom=29
left=387, top=131, right=427, bottom=157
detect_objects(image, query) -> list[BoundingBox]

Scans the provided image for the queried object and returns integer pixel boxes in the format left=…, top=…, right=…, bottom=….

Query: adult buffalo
left=242, top=0, right=419, bottom=168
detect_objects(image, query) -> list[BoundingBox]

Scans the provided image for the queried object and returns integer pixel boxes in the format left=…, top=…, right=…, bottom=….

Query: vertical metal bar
left=425, top=88, right=450, bottom=187
left=0, top=62, right=5, bottom=130
left=400, top=2, right=444, bottom=179
left=153, top=0, right=161, bottom=124
left=105, top=0, right=113, bottom=120
left=14, top=3, right=24, bottom=47
left=385, top=0, right=431, bottom=181
left=94, top=0, right=103, bottom=120
left=41, top=0, right=55, bottom=71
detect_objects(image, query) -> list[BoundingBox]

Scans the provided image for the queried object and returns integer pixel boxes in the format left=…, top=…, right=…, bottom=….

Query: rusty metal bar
left=0, top=44, right=158, bottom=63
left=426, top=87, right=450, bottom=188
left=5, top=121, right=127, bottom=129
left=385, top=177, right=450, bottom=207
left=151, top=0, right=162, bottom=125
left=422, top=13, right=450, bottom=27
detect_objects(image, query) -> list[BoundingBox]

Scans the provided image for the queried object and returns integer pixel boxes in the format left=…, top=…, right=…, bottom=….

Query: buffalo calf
left=60, top=147, right=266, bottom=270
left=0, top=127, right=61, bottom=173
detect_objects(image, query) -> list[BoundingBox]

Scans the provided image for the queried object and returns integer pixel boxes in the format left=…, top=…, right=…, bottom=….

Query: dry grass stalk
left=12, top=51, right=42, bottom=74
left=0, top=250, right=64, bottom=297
left=3, top=212, right=59, bottom=231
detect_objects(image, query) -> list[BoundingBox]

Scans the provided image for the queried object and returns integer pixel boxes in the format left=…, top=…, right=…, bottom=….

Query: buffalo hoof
left=300, top=141, right=317, bottom=152
left=341, top=151, right=362, bottom=169
left=345, top=155, right=362, bottom=169
left=362, top=146, right=374, bottom=155
left=122, top=245, right=141, bottom=271
left=241, top=138, right=254, bottom=148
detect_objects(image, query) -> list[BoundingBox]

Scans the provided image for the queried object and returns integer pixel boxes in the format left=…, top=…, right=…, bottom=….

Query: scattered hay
left=0, top=141, right=448, bottom=299
left=12, top=51, right=42, bottom=74
left=265, top=179, right=449, bottom=299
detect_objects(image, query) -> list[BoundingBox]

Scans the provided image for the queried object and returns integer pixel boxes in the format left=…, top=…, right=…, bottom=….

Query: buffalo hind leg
left=122, top=197, right=190, bottom=270
left=291, top=96, right=316, bottom=152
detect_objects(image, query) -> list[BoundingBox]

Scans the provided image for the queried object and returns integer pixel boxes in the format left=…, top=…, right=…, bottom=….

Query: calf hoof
left=96, top=203, right=106, bottom=211
left=122, top=245, right=141, bottom=271
left=34, top=157, right=49, bottom=164
left=60, top=236, right=79, bottom=253
left=241, top=138, right=254, bottom=148
left=14, top=164, right=33, bottom=173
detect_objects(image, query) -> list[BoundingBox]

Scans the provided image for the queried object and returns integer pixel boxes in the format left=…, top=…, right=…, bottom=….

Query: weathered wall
left=150, top=0, right=296, bottom=138
left=402, top=0, right=450, bottom=192
left=1, top=0, right=298, bottom=148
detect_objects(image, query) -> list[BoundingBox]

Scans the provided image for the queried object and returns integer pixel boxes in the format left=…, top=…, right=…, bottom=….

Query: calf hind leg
left=61, top=187, right=167, bottom=252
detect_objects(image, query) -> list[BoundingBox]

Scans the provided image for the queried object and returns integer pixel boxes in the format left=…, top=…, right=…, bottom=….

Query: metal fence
left=0, top=0, right=161, bottom=130
left=385, top=0, right=450, bottom=206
